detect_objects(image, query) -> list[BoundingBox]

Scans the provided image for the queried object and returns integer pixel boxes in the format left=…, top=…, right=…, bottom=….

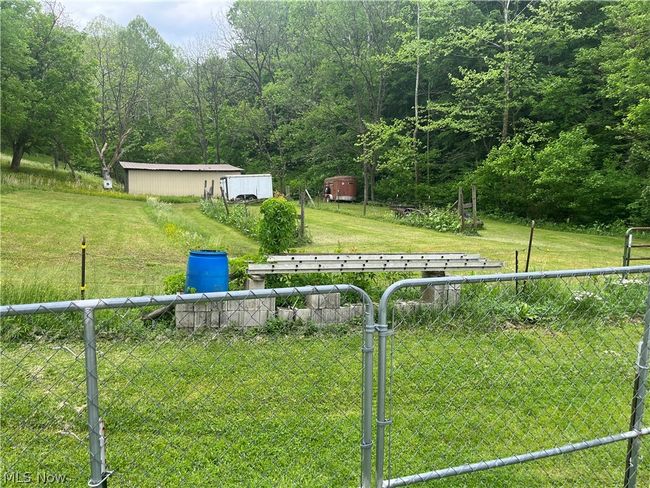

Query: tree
left=86, top=16, right=175, bottom=179
left=597, top=1, right=650, bottom=175
left=356, top=118, right=418, bottom=207
left=1, top=0, right=95, bottom=171
left=427, top=0, right=591, bottom=145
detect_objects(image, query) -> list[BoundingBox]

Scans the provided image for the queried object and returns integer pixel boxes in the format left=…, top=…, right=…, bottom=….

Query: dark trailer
left=323, top=176, right=357, bottom=202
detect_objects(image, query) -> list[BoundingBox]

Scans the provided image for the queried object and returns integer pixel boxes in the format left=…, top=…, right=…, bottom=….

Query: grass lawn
left=0, top=192, right=256, bottom=300
left=2, top=155, right=647, bottom=302
left=3, top=319, right=648, bottom=487
left=2, top=156, right=649, bottom=487
left=300, top=203, right=641, bottom=270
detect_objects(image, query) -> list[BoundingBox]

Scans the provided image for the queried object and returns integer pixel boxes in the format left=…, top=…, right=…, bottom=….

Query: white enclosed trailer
left=220, top=174, right=273, bottom=201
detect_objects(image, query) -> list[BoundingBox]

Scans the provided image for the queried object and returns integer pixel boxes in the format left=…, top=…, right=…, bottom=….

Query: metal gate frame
left=1, top=285, right=375, bottom=488
left=4, top=266, right=650, bottom=487
left=375, top=266, right=650, bottom=488
left=624, top=228, right=650, bottom=267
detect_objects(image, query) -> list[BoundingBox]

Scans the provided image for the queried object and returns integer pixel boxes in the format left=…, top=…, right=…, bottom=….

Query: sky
left=59, top=0, right=233, bottom=47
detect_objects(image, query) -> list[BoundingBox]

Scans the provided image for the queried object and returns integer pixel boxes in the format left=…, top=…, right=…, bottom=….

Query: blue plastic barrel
left=185, top=250, right=229, bottom=293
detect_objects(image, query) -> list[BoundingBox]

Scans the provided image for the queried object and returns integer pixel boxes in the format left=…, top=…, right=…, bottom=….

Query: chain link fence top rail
left=376, top=266, right=650, bottom=488
left=1, top=285, right=375, bottom=487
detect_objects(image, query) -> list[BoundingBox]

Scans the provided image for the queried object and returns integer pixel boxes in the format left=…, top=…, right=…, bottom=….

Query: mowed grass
left=2, top=155, right=646, bottom=302
left=2, top=322, right=648, bottom=487
left=2, top=157, right=649, bottom=487
left=0, top=192, right=256, bottom=300
left=300, top=203, right=644, bottom=270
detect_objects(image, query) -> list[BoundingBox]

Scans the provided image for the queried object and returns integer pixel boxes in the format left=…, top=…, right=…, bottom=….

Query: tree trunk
left=501, top=0, right=511, bottom=143
left=363, top=163, right=369, bottom=217
left=413, top=1, right=421, bottom=197
left=53, top=147, right=60, bottom=169
left=214, top=108, right=222, bottom=164
left=10, top=142, right=25, bottom=171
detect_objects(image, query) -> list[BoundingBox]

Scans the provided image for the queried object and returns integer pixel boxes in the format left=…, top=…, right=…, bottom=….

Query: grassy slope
left=2, top=192, right=644, bottom=301
left=173, top=201, right=257, bottom=254
left=0, top=153, right=257, bottom=299
left=2, top=190, right=184, bottom=298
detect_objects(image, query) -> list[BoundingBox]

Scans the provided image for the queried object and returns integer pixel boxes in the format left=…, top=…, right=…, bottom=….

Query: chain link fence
left=1, top=285, right=374, bottom=487
left=376, top=267, right=650, bottom=487
left=3, top=267, right=650, bottom=488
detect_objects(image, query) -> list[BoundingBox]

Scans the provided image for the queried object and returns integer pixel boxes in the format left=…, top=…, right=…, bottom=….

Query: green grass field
left=2, top=155, right=646, bottom=301
left=2, top=155, right=649, bottom=487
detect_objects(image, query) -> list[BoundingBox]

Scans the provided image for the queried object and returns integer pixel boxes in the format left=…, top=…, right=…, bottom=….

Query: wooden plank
left=248, top=260, right=502, bottom=275
left=266, top=253, right=482, bottom=262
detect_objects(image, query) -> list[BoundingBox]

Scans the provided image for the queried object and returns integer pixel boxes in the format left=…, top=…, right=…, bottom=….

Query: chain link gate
left=1, top=285, right=375, bottom=487
left=375, top=266, right=650, bottom=488
left=4, top=266, right=650, bottom=487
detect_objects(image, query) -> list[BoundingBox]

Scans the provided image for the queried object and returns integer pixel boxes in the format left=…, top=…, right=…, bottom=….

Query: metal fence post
left=375, top=323, right=389, bottom=488
left=624, top=286, right=650, bottom=488
left=83, top=308, right=105, bottom=487
left=375, top=292, right=393, bottom=488
left=361, top=302, right=375, bottom=488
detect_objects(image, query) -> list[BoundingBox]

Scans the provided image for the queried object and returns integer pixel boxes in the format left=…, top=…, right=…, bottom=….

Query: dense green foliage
left=0, top=0, right=95, bottom=172
left=399, top=208, right=461, bottom=233
left=2, top=1, right=649, bottom=224
left=200, top=199, right=260, bottom=238
left=258, top=197, right=298, bottom=254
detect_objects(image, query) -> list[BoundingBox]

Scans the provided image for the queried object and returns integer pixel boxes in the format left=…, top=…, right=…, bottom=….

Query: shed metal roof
left=119, top=161, right=242, bottom=172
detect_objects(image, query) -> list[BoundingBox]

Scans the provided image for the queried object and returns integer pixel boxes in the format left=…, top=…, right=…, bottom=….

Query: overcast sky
left=59, top=0, right=233, bottom=47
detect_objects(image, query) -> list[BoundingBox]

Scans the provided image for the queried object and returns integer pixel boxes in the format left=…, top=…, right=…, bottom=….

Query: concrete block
left=421, top=283, right=460, bottom=310
left=246, top=275, right=266, bottom=289
left=305, top=293, right=340, bottom=310
left=176, top=297, right=279, bottom=330
left=312, top=308, right=341, bottom=325
left=222, top=310, right=271, bottom=328
left=175, top=303, right=195, bottom=329
left=209, top=301, right=224, bottom=328
left=348, top=304, right=365, bottom=319
left=277, top=307, right=312, bottom=322
left=394, top=300, right=424, bottom=314
left=193, top=303, right=210, bottom=329
left=251, top=297, right=276, bottom=312
left=311, top=304, right=364, bottom=325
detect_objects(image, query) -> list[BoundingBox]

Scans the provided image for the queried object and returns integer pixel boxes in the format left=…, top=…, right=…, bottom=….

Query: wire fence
left=2, top=267, right=649, bottom=487
left=376, top=267, right=650, bottom=487
left=1, top=285, right=374, bottom=487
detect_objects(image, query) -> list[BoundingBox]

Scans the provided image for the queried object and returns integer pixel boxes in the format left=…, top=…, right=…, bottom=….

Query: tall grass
left=144, top=198, right=224, bottom=251
left=200, top=199, right=260, bottom=239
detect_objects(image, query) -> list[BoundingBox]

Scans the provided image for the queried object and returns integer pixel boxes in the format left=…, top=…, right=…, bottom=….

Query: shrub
left=163, top=272, right=186, bottom=294
left=470, top=135, right=537, bottom=216
left=628, top=184, right=650, bottom=225
left=228, top=254, right=266, bottom=290
left=398, top=208, right=461, bottom=233
left=258, top=197, right=298, bottom=254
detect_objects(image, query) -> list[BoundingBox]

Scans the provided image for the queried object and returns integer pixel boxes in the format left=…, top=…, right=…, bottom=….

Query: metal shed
left=119, top=162, right=243, bottom=197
